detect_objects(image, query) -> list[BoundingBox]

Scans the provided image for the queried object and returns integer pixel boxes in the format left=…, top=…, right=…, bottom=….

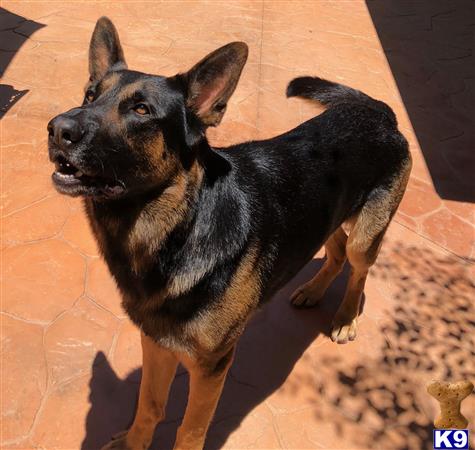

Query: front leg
left=102, top=331, right=178, bottom=450
left=174, top=347, right=235, bottom=450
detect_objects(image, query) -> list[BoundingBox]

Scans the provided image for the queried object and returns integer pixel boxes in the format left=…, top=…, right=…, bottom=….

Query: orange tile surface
left=1, top=2, right=474, bottom=449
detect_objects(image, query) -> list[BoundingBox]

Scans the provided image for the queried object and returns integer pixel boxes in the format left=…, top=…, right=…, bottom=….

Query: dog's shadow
left=81, top=258, right=349, bottom=450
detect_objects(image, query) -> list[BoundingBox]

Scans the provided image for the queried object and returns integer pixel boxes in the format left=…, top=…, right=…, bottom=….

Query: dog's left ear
left=181, top=42, right=248, bottom=127
left=89, top=17, right=127, bottom=81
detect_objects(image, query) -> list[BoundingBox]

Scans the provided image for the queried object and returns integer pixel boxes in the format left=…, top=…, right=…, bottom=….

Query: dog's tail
left=286, top=76, right=397, bottom=126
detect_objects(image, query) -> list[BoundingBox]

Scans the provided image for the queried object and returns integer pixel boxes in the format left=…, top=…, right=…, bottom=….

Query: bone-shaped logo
left=427, top=380, right=473, bottom=429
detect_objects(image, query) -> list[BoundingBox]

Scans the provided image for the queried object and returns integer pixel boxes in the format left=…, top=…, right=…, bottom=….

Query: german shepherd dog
left=47, top=17, right=411, bottom=450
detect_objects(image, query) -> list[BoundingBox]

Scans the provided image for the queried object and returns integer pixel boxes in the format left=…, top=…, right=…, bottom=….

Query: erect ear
left=181, top=42, right=248, bottom=127
left=89, top=17, right=127, bottom=81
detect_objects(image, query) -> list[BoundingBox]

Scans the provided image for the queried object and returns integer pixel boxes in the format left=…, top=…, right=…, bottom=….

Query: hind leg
left=330, top=216, right=385, bottom=344
left=331, top=160, right=411, bottom=343
left=291, top=226, right=347, bottom=307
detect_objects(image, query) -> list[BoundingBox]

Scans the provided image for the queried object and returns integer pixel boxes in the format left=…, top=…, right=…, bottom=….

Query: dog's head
left=48, top=17, right=248, bottom=199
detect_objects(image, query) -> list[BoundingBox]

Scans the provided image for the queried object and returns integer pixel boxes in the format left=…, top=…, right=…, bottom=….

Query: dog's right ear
left=89, top=17, right=127, bottom=82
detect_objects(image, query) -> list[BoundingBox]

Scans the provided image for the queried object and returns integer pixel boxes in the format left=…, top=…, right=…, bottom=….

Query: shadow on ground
left=82, top=242, right=474, bottom=449
left=366, top=0, right=475, bottom=202
left=81, top=258, right=341, bottom=450
left=309, top=243, right=475, bottom=450
left=0, top=8, right=45, bottom=119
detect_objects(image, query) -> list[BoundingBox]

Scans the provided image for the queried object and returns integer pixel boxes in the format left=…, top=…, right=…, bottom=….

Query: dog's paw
left=331, top=316, right=357, bottom=344
left=101, top=431, right=131, bottom=450
left=290, top=283, right=324, bottom=307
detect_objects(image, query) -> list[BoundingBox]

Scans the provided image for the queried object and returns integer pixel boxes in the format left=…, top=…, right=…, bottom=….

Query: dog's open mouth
left=52, top=155, right=125, bottom=198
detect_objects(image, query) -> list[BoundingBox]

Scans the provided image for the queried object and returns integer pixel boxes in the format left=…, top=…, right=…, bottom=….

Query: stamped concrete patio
left=1, top=1, right=474, bottom=449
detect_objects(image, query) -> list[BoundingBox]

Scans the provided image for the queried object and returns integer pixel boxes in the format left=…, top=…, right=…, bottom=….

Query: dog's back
left=220, top=77, right=410, bottom=298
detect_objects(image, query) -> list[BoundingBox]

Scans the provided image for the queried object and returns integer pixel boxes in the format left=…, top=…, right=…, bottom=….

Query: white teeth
left=56, top=172, right=74, bottom=178
left=74, top=170, right=83, bottom=177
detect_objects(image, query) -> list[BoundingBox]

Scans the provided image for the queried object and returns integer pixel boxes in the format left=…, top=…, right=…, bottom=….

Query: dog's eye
left=85, top=89, right=95, bottom=102
left=133, top=104, right=150, bottom=115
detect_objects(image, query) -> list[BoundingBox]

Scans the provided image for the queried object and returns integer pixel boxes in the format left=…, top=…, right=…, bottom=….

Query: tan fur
left=187, top=243, right=261, bottom=354
left=291, top=226, right=347, bottom=306
left=142, top=134, right=167, bottom=172
left=127, top=162, right=203, bottom=275
left=291, top=155, right=412, bottom=343
left=101, top=72, right=121, bottom=92
left=84, top=72, right=120, bottom=98
left=91, top=44, right=113, bottom=80
left=105, top=109, right=122, bottom=130
left=102, top=333, right=178, bottom=450
left=102, top=332, right=237, bottom=450
left=101, top=246, right=261, bottom=450
left=118, top=81, right=148, bottom=103
left=332, top=156, right=412, bottom=343
left=174, top=348, right=235, bottom=450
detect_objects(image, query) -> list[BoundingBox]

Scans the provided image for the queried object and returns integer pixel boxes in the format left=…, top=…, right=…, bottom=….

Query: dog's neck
left=85, top=144, right=249, bottom=305
left=85, top=161, right=204, bottom=275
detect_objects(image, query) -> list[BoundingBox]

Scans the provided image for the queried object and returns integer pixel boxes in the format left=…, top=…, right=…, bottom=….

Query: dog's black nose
left=47, top=116, right=83, bottom=147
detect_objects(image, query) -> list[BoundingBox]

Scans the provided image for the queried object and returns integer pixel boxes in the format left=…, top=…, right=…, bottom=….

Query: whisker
left=93, top=154, right=106, bottom=174
left=111, top=166, right=126, bottom=189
